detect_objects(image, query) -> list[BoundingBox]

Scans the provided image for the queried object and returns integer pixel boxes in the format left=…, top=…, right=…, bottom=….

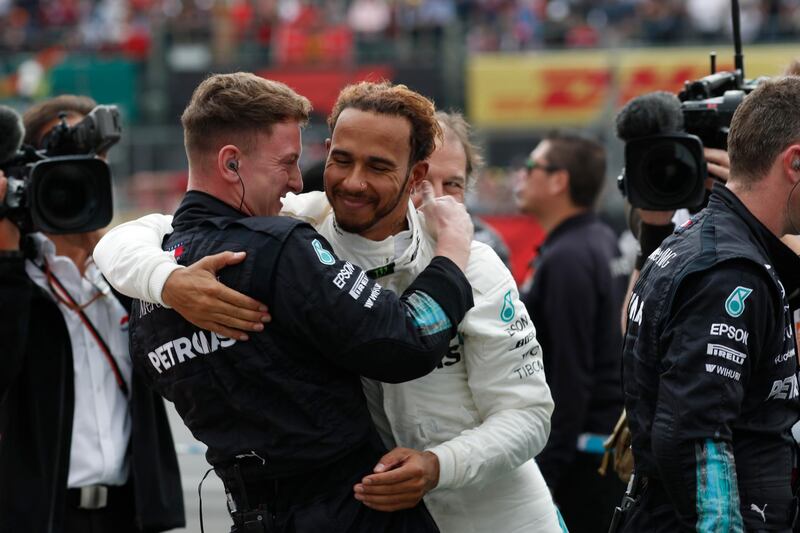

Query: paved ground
left=166, top=404, right=233, bottom=533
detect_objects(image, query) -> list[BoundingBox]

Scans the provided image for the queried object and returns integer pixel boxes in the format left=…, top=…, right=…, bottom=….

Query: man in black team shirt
left=127, top=72, right=475, bottom=532
left=517, top=131, right=628, bottom=533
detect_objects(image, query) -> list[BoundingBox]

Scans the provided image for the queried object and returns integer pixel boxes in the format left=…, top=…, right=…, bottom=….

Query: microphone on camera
left=615, top=91, right=684, bottom=141
left=0, top=105, right=25, bottom=165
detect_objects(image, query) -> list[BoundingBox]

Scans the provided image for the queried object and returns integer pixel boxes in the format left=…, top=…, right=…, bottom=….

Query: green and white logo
left=725, top=286, right=753, bottom=318
left=312, top=239, right=335, bottom=265
left=500, top=290, right=515, bottom=323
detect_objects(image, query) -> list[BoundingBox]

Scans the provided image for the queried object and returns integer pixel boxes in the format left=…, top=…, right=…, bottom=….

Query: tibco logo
left=147, top=330, right=236, bottom=373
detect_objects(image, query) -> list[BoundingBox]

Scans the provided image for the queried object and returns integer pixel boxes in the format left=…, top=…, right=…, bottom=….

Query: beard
left=326, top=173, right=412, bottom=236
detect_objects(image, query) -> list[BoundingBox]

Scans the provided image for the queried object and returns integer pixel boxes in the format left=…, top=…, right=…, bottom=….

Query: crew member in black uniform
left=128, top=73, right=475, bottom=532
left=622, top=76, right=800, bottom=531
left=517, top=132, right=628, bottom=532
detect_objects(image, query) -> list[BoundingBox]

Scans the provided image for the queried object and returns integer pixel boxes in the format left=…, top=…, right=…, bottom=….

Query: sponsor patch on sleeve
left=724, top=286, right=753, bottom=318
left=312, top=239, right=336, bottom=265
left=500, top=290, right=515, bottom=323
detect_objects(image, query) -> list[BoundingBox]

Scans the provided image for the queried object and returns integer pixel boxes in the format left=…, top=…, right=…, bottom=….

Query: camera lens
left=28, top=156, right=113, bottom=234
left=35, top=160, right=98, bottom=231
left=636, top=140, right=701, bottom=205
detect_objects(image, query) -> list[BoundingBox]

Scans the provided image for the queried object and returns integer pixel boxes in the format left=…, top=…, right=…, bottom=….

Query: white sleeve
left=93, top=213, right=179, bottom=306
left=427, top=245, right=553, bottom=490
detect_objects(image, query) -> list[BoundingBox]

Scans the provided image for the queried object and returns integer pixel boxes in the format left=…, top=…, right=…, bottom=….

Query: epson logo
left=333, top=262, right=356, bottom=289
left=709, top=323, right=749, bottom=345
left=147, top=330, right=236, bottom=374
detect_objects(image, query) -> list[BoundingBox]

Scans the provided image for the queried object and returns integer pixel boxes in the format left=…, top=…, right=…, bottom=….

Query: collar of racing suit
left=280, top=191, right=432, bottom=279
left=708, top=183, right=800, bottom=293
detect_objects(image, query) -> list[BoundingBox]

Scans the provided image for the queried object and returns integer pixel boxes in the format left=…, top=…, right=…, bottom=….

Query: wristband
left=635, top=222, right=675, bottom=270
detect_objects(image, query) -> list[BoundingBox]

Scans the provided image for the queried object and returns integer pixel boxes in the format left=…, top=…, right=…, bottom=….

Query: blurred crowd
left=2, top=0, right=800, bottom=56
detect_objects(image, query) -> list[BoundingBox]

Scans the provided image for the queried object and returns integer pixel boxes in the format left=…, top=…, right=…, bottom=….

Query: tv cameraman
left=0, top=96, right=184, bottom=533
left=622, top=76, right=800, bottom=531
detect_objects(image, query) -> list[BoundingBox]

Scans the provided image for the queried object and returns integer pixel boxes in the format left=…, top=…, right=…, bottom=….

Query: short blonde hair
left=181, top=72, right=311, bottom=157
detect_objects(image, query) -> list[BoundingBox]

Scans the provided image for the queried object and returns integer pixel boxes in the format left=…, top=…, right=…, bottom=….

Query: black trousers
left=554, top=451, right=626, bottom=533
left=64, top=482, right=139, bottom=533
left=220, top=437, right=439, bottom=533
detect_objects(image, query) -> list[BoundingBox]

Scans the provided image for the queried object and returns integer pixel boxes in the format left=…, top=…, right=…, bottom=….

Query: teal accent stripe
left=406, top=292, right=451, bottom=336
left=695, top=439, right=744, bottom=533
left=576, top=433, right=608, bottom=454
left=556, top=507, right=569, bottom=532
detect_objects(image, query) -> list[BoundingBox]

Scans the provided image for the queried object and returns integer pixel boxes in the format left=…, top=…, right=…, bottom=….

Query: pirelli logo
left=706, top=343, right=746, bottom=365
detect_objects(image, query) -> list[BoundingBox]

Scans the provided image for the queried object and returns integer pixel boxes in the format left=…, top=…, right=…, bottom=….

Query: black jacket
left=522, top=212, right=628, bottom=491
left=0, top=252, right=185, bottom=532
left=623, top=185, right=800, bottom=531
left=129, top=192, right=474, bottom=476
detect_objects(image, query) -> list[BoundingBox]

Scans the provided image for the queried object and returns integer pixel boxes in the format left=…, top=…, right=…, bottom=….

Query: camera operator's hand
left=704, top=147, right=730, bottom=183
left=0, top=173, right=20, bottom=251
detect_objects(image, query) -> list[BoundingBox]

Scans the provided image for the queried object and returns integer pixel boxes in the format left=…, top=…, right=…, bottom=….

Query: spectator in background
left=347, top=0, right=391, bottom=36
left=411, top=111, right=511, bottom=269
left=516, top=132, right=628, bottom=533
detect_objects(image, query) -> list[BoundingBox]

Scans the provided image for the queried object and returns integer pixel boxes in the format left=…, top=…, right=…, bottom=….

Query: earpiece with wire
left=227, top=160, right=246, bottom=212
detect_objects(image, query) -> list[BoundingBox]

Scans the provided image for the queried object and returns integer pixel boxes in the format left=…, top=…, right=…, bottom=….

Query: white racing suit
left=93, top=192, right=563, bottom=533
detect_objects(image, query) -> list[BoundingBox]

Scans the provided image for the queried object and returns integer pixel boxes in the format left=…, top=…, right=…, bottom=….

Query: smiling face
left=412, top=130, right=468, bottom=207
left=240, top=121, right=303, bottom=216
left=324, top=108, right=426, bottom=240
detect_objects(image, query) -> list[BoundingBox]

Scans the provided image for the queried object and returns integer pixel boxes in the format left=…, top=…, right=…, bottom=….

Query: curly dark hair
left=328, top=81, right=441, bottom=166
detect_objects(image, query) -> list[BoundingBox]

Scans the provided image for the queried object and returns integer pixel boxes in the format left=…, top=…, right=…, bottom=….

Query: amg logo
left=767, top=374, right=800, bottom=401
left=349, top=271, right=369, bottom=300
left=649, top=247, right=677, bottom=268
left=333, top=262, right=356, bottom=289
left=706, top=343, right=746, bottom=365
left=147, top=331, right=236, bottom=374
left=705, top=364, right=741, bottom=381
